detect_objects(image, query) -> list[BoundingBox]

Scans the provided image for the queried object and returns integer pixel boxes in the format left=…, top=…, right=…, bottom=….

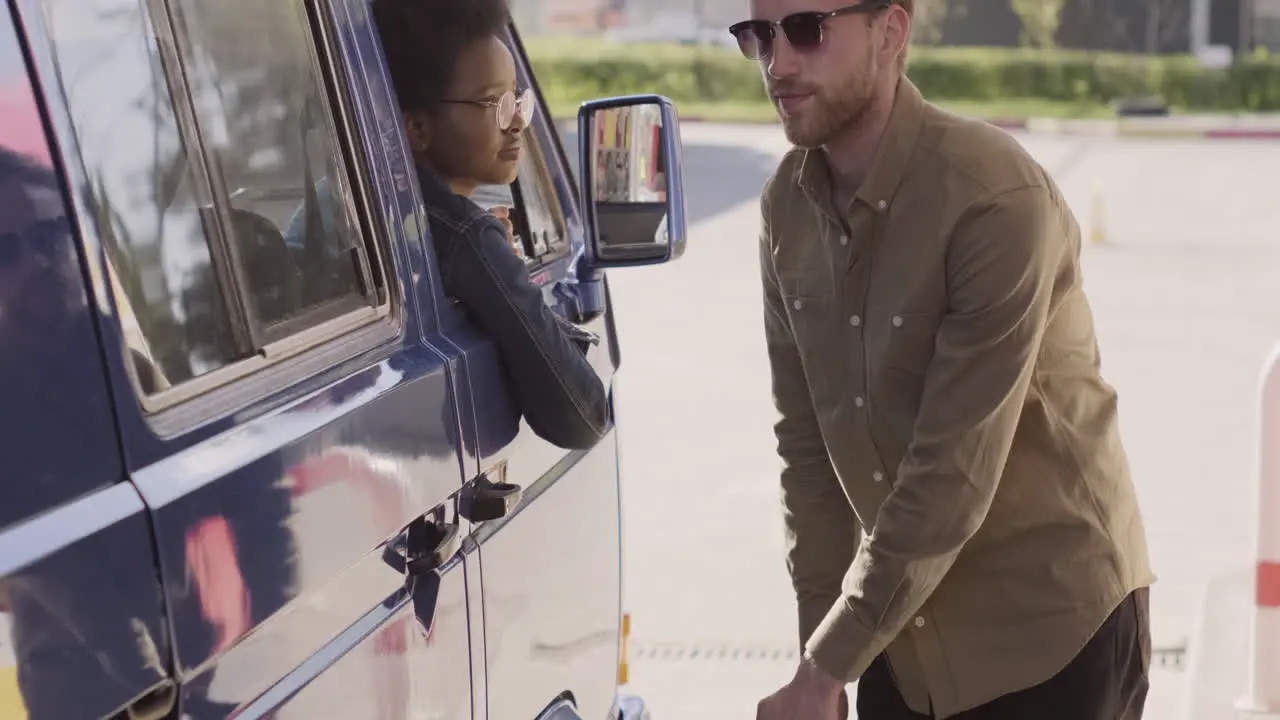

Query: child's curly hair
left=371, top=0, right=512, bottom=114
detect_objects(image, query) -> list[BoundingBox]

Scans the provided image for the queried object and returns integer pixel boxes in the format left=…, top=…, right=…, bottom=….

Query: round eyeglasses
left=439, top=88, right=536, bottom=131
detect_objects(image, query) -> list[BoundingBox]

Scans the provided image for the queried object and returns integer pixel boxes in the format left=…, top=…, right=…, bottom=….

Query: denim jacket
left=417, top=169, right=610, bottom=450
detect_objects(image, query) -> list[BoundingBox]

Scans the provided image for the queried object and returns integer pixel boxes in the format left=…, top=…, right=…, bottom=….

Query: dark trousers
left=857, top=588, right=1151, bottom=720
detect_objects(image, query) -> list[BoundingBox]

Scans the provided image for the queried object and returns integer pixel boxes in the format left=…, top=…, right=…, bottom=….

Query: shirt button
left=849, top=315, right=862, bottom=327
left=877, top=200, right=888, bottom=210
left=839, top=235, right=849, bottom=246
left=793, top=299, right=803, bottom=310
left=854, top=396, right=865, bottom=408
left=892, top=315, right=904, bottom=328
left=873, top=471, right=884, bottom=483
left=914, top=616, right=926, bottom=628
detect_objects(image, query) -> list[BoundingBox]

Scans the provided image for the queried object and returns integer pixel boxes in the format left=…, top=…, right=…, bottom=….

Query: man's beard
left=775, top=59, right=879, bottom=149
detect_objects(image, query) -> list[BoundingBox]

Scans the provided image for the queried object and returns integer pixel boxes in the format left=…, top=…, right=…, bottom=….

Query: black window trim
left=509, top=140, right=567, bottom=267
left=506, top=24, right=574, bottom=272
left=118, top=0, right=399, bottom=424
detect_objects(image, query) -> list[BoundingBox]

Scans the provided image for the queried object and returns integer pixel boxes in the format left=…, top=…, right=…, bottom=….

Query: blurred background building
left=514, top=0, right=1279, bottom=56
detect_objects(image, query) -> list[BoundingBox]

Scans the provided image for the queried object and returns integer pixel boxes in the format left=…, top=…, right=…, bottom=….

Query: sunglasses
left=439, top=88, right=536, bottom=132
left=729, top=0, right=893, bottom=61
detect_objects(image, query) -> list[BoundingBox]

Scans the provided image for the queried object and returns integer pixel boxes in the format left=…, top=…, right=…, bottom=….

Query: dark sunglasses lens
left=780, top=13, right=825, bottom=50
left=729, top=22, right=771, bottom=60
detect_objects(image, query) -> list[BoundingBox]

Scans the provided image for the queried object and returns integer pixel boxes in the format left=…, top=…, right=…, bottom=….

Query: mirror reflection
left=592, top=104, right=666, bottom=205
left=588, top=103, right=671, bottom=255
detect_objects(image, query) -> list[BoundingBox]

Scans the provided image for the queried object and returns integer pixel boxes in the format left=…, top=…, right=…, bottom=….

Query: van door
left=0, top=12, right=173, bottom=719
left=22, top=0, right=478, bottom=716
left=448, top=27, right=625, bottom=720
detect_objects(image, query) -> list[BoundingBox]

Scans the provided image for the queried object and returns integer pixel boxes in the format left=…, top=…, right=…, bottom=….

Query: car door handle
left=119, top=680, right=176, bottom=720
left=381, top=512, right=461, bottom=576
left=459, top=471, right=523, bottom=523
left=535, top=696, right=585, bottom=720
left=381, top=511, right=461, bottom=637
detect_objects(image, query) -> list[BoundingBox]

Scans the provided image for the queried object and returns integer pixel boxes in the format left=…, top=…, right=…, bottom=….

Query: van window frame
left=114, top=0, right=400, bottom=425
left=509, top=120, right=570, bottom=268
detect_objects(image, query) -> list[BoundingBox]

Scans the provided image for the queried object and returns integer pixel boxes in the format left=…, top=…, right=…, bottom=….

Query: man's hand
left=756, top=658, right=848, bottom=720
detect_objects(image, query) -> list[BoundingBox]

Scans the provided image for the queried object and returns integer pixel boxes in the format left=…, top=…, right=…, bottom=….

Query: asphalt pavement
left=603, top=122, right=1280, bottom=718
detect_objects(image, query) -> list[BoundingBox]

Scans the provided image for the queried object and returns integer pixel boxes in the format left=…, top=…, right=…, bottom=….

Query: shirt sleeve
left=804, top=184, right=1066, bottom=681
left=439, top=212, right=611, bottom=450
left=758, top=192, right=862, bottom=648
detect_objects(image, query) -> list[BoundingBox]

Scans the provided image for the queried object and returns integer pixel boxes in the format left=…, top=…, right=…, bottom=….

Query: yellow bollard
left=1090, top=181, right=1106, bottom=245
left=0, top=666, right=28, bottom=720
left=618, top=612, right=632, bottom=686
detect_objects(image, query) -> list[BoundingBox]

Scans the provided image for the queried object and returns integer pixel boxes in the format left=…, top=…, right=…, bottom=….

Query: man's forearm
left=758, top=196, right=859, bottom=652
left=782, top=462, right=859, bottom=646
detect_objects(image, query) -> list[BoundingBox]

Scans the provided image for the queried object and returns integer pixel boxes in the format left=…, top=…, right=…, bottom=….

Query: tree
left=1008, top=0, right=1066, bottom=49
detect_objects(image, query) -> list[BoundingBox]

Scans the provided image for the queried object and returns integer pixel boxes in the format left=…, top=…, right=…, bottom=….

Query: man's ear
left=884, top=5, right=911, bottom=67
left=402, top=111, right=432, bottom=154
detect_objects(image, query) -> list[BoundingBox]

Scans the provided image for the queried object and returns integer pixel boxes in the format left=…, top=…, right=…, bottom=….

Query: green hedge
left=524, top=39, right=1280, bottom=112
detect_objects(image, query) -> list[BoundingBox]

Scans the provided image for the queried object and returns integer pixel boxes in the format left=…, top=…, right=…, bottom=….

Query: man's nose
left=766, top=30, right=803, bottom=79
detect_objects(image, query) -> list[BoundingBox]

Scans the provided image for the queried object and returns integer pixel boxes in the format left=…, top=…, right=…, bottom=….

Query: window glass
left=40, top=0, right=239, bottom=387
left=166, top=0, right=374, bottom=339
left=40, top=0, right=383, bottom=401
left=516, top=130, right=567, bottom=259
left=474, top=130, right=568, bottom=265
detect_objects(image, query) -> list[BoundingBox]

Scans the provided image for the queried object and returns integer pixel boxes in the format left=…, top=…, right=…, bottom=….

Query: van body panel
left=0, top=5, right=173, bottom=719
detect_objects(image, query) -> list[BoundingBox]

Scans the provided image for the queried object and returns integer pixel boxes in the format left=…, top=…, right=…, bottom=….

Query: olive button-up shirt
left=758, top=78, right=1154, bottom=718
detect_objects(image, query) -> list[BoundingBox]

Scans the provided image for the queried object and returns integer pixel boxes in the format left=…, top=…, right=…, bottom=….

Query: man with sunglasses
left=736, top=1, right=1154, bottom=719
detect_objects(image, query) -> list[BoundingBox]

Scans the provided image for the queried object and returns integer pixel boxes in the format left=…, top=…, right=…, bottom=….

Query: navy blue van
left=0, top=0, right=686, bottom=716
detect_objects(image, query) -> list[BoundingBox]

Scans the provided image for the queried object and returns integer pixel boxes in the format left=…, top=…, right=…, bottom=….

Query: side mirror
left=578, top=95, right=687, bottom=268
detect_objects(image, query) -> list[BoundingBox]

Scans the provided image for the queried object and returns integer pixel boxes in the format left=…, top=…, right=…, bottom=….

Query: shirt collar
left=796, top=76, right=925, bottom=215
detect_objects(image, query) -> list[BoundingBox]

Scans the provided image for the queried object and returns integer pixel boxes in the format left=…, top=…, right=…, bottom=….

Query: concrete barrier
left=1236, top=342, right=1280, bottom=718
left=1185, top=569, right=1253, bottom=720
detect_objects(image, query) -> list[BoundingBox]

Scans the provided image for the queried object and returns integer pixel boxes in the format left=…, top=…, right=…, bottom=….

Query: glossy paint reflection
left=272, top=560, right=474, bottom=720
left=0, top=490, right=172, bottom=720
left=0, top=7, right=171, bottom=718
left=133, top=353, right=465, bottom=713
left=0, top=9, right=114, bottom=533
left=479, top=440, right=622, bottom=720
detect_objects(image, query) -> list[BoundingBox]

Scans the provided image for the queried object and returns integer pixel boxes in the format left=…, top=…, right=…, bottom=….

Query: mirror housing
left=577, top=95, right=687, bottom=269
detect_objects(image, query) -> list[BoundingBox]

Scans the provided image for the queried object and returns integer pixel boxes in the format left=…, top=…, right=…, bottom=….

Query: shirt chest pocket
left=876, top=311, right=940, bottom=377
left=779, top=284, right=835, bottom=351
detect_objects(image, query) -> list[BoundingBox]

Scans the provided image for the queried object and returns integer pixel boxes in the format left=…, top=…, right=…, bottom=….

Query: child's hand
left=488, top=206, right=517, bottom=249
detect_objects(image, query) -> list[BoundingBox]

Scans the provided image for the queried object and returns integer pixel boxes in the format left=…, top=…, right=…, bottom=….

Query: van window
left=40, top=0, right=388, bottom=405
left=514, top=128, right=568, bottom=260
left=165, top=0, right=376, bottom=337
left=474, top=125, right=569, bottom=266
